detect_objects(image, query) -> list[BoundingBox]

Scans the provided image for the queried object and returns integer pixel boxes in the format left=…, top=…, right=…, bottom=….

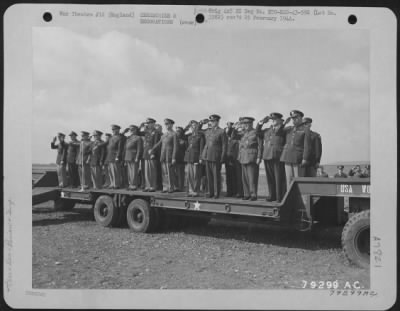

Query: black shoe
left=205, top=193, right=213, bottom=198
left=266, top=197, right=274, bottom=202
left=168, top=190, right=174, bottom=193
left=236, top=194, right=242, bottom=198
left=144, top=188, right=149, bottom=192
left=161, top=190, right=167, bottom=193
left=213, top=195, right=219, bottom=199
left=242, top=196, right=250, bottom=200
left=250, top=196, right=257, bottom=201
left=148, top=188, right=156, bottom=192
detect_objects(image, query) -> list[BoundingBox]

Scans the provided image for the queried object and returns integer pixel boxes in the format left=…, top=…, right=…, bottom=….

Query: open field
left=33, top=202, right=369, bottom=289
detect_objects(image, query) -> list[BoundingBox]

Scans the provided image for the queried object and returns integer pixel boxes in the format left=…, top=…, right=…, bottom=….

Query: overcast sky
left=33, top=27, right=369, bottom=164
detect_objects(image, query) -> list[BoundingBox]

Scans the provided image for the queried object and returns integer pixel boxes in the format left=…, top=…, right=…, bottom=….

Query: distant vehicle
left=33, top=170, right=370, bottom=268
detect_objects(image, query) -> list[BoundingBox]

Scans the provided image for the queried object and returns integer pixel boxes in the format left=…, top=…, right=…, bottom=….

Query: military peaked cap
left=209, top=114, right=221, bottom=121
left=105, top=133, right=112, bottom=137
left=226, top=121, right=234, bottom=126
left=190, top=120, right=198, bottom=124
left=129, top=124, right=139, bottom=130
left=303, top=117, right=313, bottom=123
left=290, top=110, right=304, bottom=118
left=241, top=117, right=255, bottom=123
left=69, top=131, right=77, bottom=136
left=111, top=124, right=121, bottom=130
left=176, top=126, right=184, bottom=131
left=270, top=112, right=283, bottom=119
left=164, top=118, right=175, bottom=124
left=146, top=118, right=156, bottom=124
left=57, top=132, right=65, bottom=137
left=337, top=165, right=344, bottom=169
left=92, top=130, right=103, bottom=136
left=81, top=131, right=90, bottom=136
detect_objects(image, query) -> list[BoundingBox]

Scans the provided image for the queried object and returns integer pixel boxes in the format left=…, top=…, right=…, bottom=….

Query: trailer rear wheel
left=126, top=199, right=157, bottom=233
left=94, top=195, right=120, bottom=227
left=54, top=198, right=75, bottom=211
left=342, top=210, right=370, bottom=268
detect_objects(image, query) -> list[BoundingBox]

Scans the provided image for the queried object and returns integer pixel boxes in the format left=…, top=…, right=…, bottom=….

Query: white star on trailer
left=193, top=201, right=201, bottom=210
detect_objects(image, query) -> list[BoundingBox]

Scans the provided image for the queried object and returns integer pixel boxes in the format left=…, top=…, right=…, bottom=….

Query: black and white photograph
left=3, top=4, right=397, bottom=310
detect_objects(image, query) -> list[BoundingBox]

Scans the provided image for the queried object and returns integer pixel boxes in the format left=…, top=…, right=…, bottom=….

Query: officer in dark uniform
left=175, top=126, right=187, bottom=192
left=303, top=117, right=322, bottom=177
left=106, top=125, right=124, bottom=189
left=88, top=130, right=105, bottom=189
left=256, top=112, right=287, bottom=202
left=334, top=165, right=348, bottom=178
left=76, top=131, right=92, bottom=190
left=184, top=120, right=205, bottom=197
left=102, top=133, right=112, bottom=188
left=151, top=118, right=177, bottom=192
left=65, top=131, right=80, bottom=188
left=201, top=114, right=227, bottom=199
left=349, top=165, right=363, bottom=177
left=280, top=110, right=311, bottom=189
left=51, top=132, right=68, bottom=187
left=225, top=123, right=243, bottom=198
left=123, top=125, right=143, bottom=190
left=238, top=117, right=261, bottom=201
left=361, top=164, right=370, bottom=178
left=119, top=128, right=128, bottom=188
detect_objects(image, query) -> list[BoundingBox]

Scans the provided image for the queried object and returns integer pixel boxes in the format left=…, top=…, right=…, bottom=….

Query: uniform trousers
left=78, top=163, right=92, bottom=189
left=108, top=162, right=121, bottom=188
left=120, top=162, right=128, bottom=188
left=102, top=164, right=111, bottom=188
left=126, top=161, right=140, bottom=188
left=56, top=164, right=68, bottom=187
left=175, top=163, right=185, bottom=191
left=66, top=162, right=79, bottom=187
left=161, top=162, right=176, bottom=191
left=144, top=159, right=158, bottom=190
left=225, top=160, right=243, bottom=196
left=241, top=163, right=258, bottom=198
left=284, top=163, right=305, bottom=189
left=90, top=165, right=103, bottom=189
left=264, top=159, right=286, bottom=201
left=187, top=163, right=202, bottom=194
left=205, top=161, right=222, bottom=196
left=305, top=165, right=317, bottom=177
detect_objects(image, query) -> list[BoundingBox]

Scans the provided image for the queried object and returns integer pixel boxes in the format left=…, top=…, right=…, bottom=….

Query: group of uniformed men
left=50, top=110, right=365, bottom=202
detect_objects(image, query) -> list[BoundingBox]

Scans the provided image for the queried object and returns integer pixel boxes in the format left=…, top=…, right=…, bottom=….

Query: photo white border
left=3, top=4, right=397, bottom=309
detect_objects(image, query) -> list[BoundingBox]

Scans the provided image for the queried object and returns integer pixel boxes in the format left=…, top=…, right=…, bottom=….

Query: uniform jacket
left=238, top=129, right=262, bottom=164
left=334, top=172, right=348, bottom=178
left=280, top=124, right=311, bottom=164
left=124, top=135, right=143, bottom=162
left=256, top=123, right=286, bottom=161
left=65, top=140, right=80, bottom=164
left=51, top=141, right=67, bottom=165
left=152, top=131, right=177, bottom=163
left=226, top=132, right=241, bottom=164
left=75, top=140, right=92, bottom=165
left=309, top=131, right=322, bottom=165
left=106, top=134, right=124, bottom=163
left=184, top=130, right=205, bottom=163
left=201, top=127, right=227, bottom=162
left=176, top=136, right=187, bottom=164
left=140, top=128, right=161, bottom=160
left=89, top=140, right=106, bottom=166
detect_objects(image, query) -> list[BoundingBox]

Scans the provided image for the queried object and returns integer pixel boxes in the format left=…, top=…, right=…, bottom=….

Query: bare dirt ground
left=32, top=202, right=369, bottom=290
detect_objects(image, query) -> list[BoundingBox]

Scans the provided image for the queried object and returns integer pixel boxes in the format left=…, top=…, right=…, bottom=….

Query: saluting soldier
left=123, top=125, right=143, bottom=190
left=65, top=131, right=80, bottom=188
left=106, top=124, right=124, bottom=189
left=361, top=164, right=370, bottom=178
left=334, top=165, right=348, bottom=178
left=303, top=117, right=322, bottom=177
left=76, top=131, right=92, bottom=190
left=225, top=123, right=243, bottom=198
left=51, top=132, right=68, bottom=187
left=349, top=165, right=363, bottom=178
left=184, top=120, right=205, bottom=197
left=102, top=133, right=112, bottom=188
left=201, top=114, right=227, bottom=199
left=175, top=126, right=187, bottom=192
left=88, top=130, right=106, bottom=189
left=238, top=117, right=261, bottom=201
left=256, top=113, right=287, bottom=202
left=280, top=110, right=312, bottom=189
left=150, top=118, right=177, bottom=193
left=139, top=118, right=161, bottom=192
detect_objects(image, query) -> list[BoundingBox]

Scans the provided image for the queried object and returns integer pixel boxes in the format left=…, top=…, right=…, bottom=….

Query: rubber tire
left=93, top=195, right=120, bottom=227
left=54, top=199, right=75, bottom=211
left=342, top=210, right=370, bottom=268
left=126, top=199, right=157, bottom=233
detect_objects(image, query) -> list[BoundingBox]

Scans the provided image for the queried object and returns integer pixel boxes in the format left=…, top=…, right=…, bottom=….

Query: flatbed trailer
left=33, top=171, right=370, bottom=268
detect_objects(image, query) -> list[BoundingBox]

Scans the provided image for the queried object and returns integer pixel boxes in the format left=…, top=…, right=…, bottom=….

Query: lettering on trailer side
left=362, top=185, right=370, bottom=193
left=339, top=184, right=353, bottom=193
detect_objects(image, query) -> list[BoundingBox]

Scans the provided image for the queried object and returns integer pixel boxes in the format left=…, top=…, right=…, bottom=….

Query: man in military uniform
left=65, top=131, right=80, bottom=188
left=175, top=126, right=187, bottom=192
left=140, top=118, right=161, bottom=192
left=334, top=165, right=348, bottom=178
left=184, top=120, right=205, bottom=197
left=119, top=128, right=128, bottom=189
left=225, top=122, right=243, bottom=198
left=349, top=165, right=363, bottom=177
left=150, top=119, right=177, bottom=193
left=303, top=117, right=322, bottom=177
left=201, top=114, right=227, bottom=199
left=256, top=113, right=286, bottom=202
left=51, top=132, right=68, bottom=187
left=102, top=133, right=112, bottom=188
left=106, top=124, right=124, bottom=189
left=76, top=131, right=92, bottom=190
left=280, top=110, right=311, bottom=189
left=317, top=166, right=329, bottom=178
left=238, top=117, right=261, bottom=201
left=123, top=125, right=143, bottom=190
left=361, top=164, right=370, bottom=178
left=88, top=130, right=105, bottom=189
